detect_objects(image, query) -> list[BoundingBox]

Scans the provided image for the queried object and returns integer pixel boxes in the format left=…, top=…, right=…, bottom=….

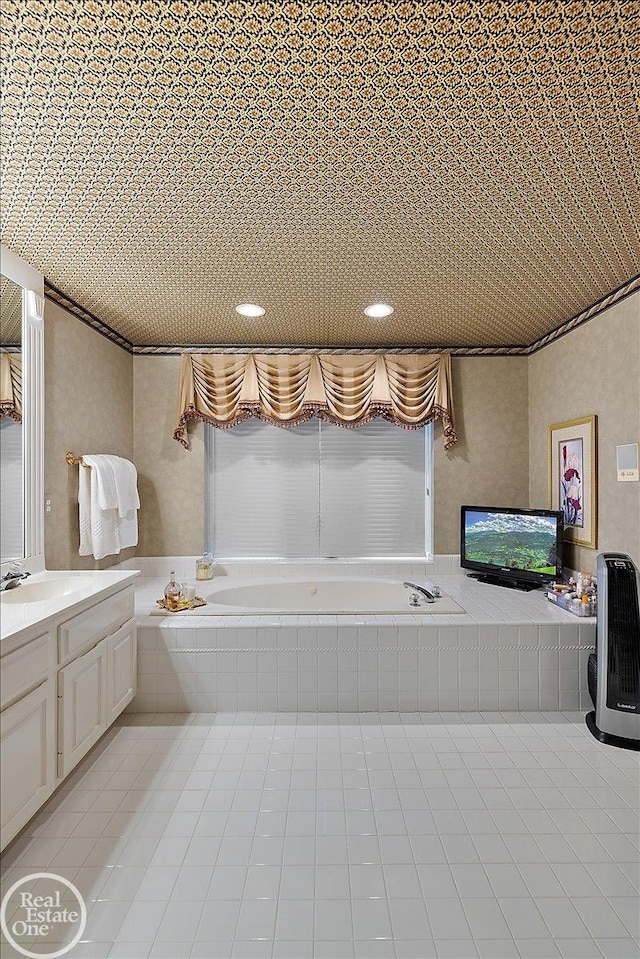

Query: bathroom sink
left=0, top=577, right=93, bottom=603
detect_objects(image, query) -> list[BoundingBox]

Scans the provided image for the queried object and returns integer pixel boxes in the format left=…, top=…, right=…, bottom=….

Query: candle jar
left=196, top=552, right=214, bottom=580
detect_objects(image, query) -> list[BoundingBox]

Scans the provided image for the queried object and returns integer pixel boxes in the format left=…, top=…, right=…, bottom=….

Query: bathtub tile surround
left=117, top=557, right=595, bottom=714
left=1, top=711, right=637, bottom=959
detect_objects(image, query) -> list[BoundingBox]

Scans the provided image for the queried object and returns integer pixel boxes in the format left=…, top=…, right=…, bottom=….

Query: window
left=206, top=419, right=432, bottom=559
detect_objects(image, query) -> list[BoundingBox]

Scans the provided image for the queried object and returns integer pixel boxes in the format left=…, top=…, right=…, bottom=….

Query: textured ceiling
left=1, top=0, right=639, bottom=349
left=0, top=276, right=22, bottom=347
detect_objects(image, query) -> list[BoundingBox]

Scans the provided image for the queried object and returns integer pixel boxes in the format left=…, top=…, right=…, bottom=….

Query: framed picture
left=548, top=415, right=597, bottom=549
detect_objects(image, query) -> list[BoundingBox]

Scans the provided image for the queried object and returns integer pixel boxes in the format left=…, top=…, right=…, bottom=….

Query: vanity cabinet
left=57, top=588, right=136, bottom=778
left=0, top=580, right=137, bottom=849
left=0, top=676, right=56, bottom=849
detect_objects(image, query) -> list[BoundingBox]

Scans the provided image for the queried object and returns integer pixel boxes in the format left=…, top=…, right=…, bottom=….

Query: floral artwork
left=548, top=416, right=597, bottom=550
left=559, top=438, right=583, bottom=527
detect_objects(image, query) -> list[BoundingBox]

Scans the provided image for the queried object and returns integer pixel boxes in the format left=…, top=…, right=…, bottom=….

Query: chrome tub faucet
left=403, top=581, right=438, bottom=604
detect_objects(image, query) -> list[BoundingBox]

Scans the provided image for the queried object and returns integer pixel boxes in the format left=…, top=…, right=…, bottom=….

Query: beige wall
left=44, top=300, right=135, bottom=569
left=529, top=292, right=640, bottom=574
left=434, top=357, right=530, bottom=554
left=133, top=356, right=204, bottom=556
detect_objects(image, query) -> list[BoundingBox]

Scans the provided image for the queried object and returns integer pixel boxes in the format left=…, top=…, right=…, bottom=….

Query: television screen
left=461, top=506, right=563, bottom=588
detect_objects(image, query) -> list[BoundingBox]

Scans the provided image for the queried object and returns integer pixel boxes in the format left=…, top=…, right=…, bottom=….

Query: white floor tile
left=451, top=863, right=494, bottom=898
left=235, top=897, right=278, bottom=940
left=425, top=897, right=472, bottom=939
left=554, top=938, right=602, bottom=958
left=594, top=938, right=640, bottom=958
left=514, top=940, right=560, bottom=958
left=275, top=898, right=314, bottom=940
left=314, top=899, right=353, bottom=940
left=388, top=897, right=431, bottom=940
left=498, top=897, right=550, bottom=939
left=462, top=897, right=511, bottom=940
left=2, top=711, right=636, bottom=959
left=115, top=900, right=167, bottom=942
left=434, top=938, right=478, bottom=957
left=395, top=941, right=437, bottom=958
left=534, top=897, right=591, bottom=938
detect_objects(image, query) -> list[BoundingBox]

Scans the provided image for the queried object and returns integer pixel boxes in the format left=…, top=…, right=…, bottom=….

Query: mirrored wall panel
left=0, top=273, right=23, bottom=560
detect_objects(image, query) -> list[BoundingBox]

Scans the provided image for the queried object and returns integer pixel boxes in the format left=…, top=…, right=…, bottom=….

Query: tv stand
left=467, top=572, right=540, bottom=592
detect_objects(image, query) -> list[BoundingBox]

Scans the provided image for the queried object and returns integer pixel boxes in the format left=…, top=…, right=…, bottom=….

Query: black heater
left=586, top=553, right=640, bottom=750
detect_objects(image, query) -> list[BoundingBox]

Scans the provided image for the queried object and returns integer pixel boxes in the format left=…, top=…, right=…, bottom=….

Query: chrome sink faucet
left=0, top=563, right=30, bottom=592
left=403, top=581, right=437, bottom=604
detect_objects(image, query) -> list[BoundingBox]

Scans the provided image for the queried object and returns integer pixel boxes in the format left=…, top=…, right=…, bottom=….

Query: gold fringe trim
left=173, top=403, right=458, bottom=450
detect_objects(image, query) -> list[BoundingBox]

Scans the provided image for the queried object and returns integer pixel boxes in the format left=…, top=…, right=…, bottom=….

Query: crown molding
left=45, top=283, right=134, bottom=352
left=44, top=274, right=639, bottom=357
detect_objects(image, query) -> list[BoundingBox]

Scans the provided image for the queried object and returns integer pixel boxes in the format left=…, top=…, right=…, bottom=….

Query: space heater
left=586, top=553, right=640, bottom=750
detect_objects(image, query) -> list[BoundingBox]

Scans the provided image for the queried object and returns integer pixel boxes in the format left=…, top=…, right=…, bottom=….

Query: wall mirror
left=0, top=245, right=44, bottom=566
left=0, top=274, right=23, bottom=558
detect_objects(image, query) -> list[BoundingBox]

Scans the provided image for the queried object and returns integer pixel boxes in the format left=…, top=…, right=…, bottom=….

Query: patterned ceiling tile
left=0, top=276, right=22, bottom=346
left=1, top=0, right=639, bottom=348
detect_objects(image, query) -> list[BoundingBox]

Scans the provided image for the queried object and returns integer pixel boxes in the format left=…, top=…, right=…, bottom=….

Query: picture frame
left=548, top=415, right=597, bottom=549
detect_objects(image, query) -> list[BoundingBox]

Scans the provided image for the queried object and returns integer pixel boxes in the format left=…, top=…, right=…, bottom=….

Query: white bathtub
left=199, top=577, right=464, bottom=615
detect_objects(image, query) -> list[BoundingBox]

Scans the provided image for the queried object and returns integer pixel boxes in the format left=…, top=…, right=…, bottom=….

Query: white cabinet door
left=1, top=680, right=56, bottom=849
left=107, top=619, right=137, bottom=722
left=58, top=640, right=108, bottom=779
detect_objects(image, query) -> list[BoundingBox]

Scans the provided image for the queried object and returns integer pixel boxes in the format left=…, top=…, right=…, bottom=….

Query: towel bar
left=66, top=451, right=91, bottom=468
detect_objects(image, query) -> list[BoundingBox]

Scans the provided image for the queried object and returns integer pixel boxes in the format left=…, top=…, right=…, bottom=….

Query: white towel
left=106, top=455, right=139, bottom=548
left=78, top=454, right=139, bottom=559
left=78, top=460, right=121, bottom=559
left=82, top=454, right=118, bottom=512
left=105, top=455, right=140, bottom=516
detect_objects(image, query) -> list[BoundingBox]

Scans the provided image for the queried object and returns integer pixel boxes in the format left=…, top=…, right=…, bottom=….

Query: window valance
left=174, top=353, right=457, bottom=449
left=0, top=351, right=22, bottom=424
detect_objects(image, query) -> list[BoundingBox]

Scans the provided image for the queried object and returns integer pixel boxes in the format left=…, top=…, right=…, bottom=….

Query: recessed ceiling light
left=235, top=303, right=265, bottom=318
left=364, top=302, right=394, bottom=318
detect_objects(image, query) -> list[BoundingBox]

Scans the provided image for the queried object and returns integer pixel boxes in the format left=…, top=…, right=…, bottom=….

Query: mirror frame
left=1, top=245, right=45, bottom=567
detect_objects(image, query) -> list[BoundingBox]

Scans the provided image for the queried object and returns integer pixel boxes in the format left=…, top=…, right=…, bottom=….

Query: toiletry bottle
left=164, top=570, right=182, bottom=611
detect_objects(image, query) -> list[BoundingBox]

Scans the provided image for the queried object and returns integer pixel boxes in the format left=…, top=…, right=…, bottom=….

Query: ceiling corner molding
left=44, top=274, right=639, bottom=358
left=45, top=283, right=133, bottom=353
left=129, top=343, right=530, bottom=356
left=526, top=274, right=640, bottom=355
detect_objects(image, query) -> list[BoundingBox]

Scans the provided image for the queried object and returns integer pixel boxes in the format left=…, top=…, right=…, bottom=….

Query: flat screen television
left=460, top=505, right=563, bottom=591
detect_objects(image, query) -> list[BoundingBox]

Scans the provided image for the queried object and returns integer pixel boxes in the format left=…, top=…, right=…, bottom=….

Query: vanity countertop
left=0, top=569, right=140, bottom=647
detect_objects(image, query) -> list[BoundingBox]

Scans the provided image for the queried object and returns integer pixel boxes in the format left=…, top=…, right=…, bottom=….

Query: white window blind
left=207, top=420, right=319, bottom=558
left=319, top=420, right=426, bottom=557
left=206, top=419, right=431, bottom=559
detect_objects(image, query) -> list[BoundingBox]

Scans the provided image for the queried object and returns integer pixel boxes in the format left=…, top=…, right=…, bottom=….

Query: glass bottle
left=196, top=552, right=214, bottom=580
left=164, top=570, right=182, bottom=611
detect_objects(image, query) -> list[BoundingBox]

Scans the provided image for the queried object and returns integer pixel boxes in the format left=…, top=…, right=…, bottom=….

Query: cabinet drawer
left=58, top=586, right=134, bottom=663
left=1, top=632, right=52, bottom=711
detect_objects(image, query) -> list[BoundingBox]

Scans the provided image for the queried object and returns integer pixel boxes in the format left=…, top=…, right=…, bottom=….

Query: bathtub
left=129, top=556, right=595, bottom=711
left=197, top=576, right=465, bottom=615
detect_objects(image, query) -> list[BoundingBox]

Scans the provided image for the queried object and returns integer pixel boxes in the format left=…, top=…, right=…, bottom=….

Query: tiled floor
left=1, top=712, right=639, bottom=959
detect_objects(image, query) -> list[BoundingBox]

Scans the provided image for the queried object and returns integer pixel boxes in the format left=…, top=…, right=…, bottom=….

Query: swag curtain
left=174, top=353, right=456, bottom=449
left=0, top=352, right=22, bottom=423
